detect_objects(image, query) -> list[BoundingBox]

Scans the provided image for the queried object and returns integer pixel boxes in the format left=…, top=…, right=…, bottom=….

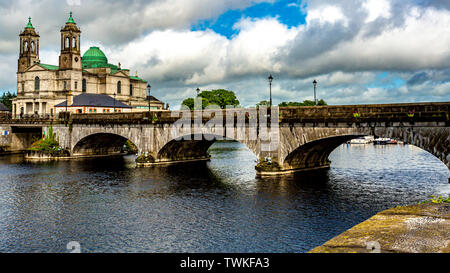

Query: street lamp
left=147, top=84, right=151, bottom=114
left=268, top=74, right=273, bottom=107
left=113, top=92, right=116, bottom=113
left=312, top=79, right=317, bottom=106
left=64, top=86, right=68, bottom=114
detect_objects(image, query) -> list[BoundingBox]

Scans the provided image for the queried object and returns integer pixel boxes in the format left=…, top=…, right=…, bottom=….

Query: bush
left=28, top=125, right=61, bottom=153
left=419, top=195, right=450, bottom=204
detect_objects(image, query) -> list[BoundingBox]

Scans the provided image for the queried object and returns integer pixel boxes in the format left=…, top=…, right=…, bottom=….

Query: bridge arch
left=280, top=127, right=450, bottom=172
left=283, top=134, right=363, bottom=170
left=156, top=133, right=258, bottom=164
left=72, top=133, right=137, bottom=156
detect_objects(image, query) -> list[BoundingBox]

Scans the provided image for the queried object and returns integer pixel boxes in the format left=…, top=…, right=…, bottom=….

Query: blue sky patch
left=192, top=0, right=306, bottom=39
left=366, top=72, right=406, bottom=89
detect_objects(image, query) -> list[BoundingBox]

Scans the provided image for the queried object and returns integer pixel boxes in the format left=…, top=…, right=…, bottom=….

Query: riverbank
left=309, top=203, right=450, bottom=253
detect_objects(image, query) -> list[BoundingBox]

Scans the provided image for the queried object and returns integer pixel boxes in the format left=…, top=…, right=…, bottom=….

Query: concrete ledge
left=0, top=150, right=25, bottom=156
left=309, top=203, right=450, bottom=253
left=136, top=157, right=211, bottom=167
left=256, top=164, right=331, bottom=177
left=25, top=153, right=127, bottom=161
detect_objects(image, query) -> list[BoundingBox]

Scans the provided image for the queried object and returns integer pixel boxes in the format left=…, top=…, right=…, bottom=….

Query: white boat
left=349, top=136, right=374, bottom=144
left=373, top=138, right=391, bottom=145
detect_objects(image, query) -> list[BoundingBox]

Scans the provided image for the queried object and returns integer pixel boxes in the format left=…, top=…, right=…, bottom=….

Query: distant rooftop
left=55, top=93, right=132, bottom=108
left=0, top=102, right=9, bottom=112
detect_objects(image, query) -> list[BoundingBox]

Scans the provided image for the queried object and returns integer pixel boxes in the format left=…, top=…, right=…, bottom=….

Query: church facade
left=13, top=13, right=165, bottom=117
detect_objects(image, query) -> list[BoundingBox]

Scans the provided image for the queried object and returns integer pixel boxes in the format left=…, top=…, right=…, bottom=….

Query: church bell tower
left=59, top=12, right=81, bottom=70
left=18, top=17, right=40, bottom=73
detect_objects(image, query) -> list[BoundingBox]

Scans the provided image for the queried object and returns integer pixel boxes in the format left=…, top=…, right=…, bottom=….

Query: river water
left=0, top=142, right=448, bottom=253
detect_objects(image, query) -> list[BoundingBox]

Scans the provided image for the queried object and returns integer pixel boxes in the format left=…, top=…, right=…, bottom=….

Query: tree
left=279, top=99, right=327, bottom=107
left=0, top=91, right=16, bottom=111
left=256, top=100, right=270, bottom=107
left=181, top=89, right=240, bottom=110
left=181, top=97, right=210, bottom=110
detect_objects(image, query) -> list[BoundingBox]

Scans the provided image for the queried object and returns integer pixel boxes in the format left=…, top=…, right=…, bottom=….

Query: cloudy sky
left=0, top=0, right=449, bottom=108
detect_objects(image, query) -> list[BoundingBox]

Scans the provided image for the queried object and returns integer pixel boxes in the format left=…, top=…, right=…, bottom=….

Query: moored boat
left=349, top=136, right=374, bottom=144
left=373, top=138, right=391, bottom=145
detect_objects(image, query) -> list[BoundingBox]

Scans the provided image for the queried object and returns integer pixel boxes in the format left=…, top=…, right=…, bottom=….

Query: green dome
left=82, top=46, right=108, bottom=68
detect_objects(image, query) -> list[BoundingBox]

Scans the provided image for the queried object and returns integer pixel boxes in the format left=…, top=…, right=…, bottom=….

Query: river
left=0, top=142, right=448, bottom=253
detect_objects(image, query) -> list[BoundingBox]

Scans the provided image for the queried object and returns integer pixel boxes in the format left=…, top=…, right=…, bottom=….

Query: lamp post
left=147, top=84, right=151, bottom=115
left=64, top=86, right=68, bottom=114
left=268, top=74, right=273, bottom=107
left=312, top=79, right=317, bottom=106
left=113, top=92, right=116, bottom=113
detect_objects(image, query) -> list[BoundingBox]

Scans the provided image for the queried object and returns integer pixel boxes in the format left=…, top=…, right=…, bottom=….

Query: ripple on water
left=0, top=143, right=448, bottom=252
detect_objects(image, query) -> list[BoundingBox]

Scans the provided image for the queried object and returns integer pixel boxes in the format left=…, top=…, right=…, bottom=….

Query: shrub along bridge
left=0, top=102, right=449, bottom=176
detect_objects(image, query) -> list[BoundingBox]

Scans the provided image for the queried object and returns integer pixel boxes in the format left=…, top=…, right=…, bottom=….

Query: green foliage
left=419, top=195, right=450, bottom=204
left=181, top=97, right=210, bottom=110
left=353, top=111, right=361, bottom=118
left=182, top=89, right=240, bottom=110
left=279, top=99, right=327, bottom=107
left=0, top=91, right=16, bottom=111
left=256, top=100, right=270, bottom=107
left=123, top=140, right=138, bottom=154
left=136, top=154, right=155, bottom=163
left=28, top=125, right=61, bottom=152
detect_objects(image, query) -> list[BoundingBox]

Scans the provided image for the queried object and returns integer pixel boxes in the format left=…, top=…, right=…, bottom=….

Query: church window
left=64, top=81, right=67, bottom=90
left=74, top=81, right=78, bottom=90
left=66, top=37, right=70, bottom=49
left=82, top=79, right=87, bottom=92
left=130, top=84, right=133, bottom=96
left=24, top=41, right=28, bottom=52
left=117, top=81, right=121, bottom=94
left=73, top=37, right=77, bottom=49
left=31, top=42, right=35, bottom=53
left=34, top=76, right=40, bottom=91
left=21, top=83, right=25, bottom=93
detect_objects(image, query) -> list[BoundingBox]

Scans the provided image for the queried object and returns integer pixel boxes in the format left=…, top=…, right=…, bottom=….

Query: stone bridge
left=0, top=102, right=449, bottom=176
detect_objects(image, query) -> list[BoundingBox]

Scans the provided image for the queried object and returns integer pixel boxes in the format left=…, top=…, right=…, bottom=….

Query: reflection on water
left=0, top=142, right=448, bottom=253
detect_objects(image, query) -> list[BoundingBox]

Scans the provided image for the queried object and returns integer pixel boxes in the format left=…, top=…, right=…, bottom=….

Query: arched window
left=130, top=84, right=133, bottom=96
left=73, top=37, right=76, bottom=49
left=117, top=81, right=121, bottom=94
left=66, top=37, right=70, bottom=49
left=63, top=81, right=67, bottom=90
left=24, top=41, right=28, bottom=52
left=82, top=79, right=87, bottom=92
left=31, top=41, right=35, bottom=53
left=34, top=76, right=40, bottom=91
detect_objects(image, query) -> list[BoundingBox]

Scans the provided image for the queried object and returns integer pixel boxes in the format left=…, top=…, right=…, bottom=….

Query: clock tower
left=59, top=12, right=81, bottom=70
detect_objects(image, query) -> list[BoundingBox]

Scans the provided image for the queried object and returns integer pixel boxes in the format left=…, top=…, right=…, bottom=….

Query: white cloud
left=307, top=5, right=349, bottom=26
left=0, top=0, right=449, bottom=108
left=363, top=0, right=391, bottom=22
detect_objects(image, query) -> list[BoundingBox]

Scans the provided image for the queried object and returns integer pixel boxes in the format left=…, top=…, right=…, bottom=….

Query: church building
left=13, top=13, right=165, bottom=116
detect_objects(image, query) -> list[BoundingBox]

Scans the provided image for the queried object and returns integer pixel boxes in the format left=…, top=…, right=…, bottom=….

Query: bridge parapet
left=279, top=102, right=450, bottom=124
left=2, top=102, right=448, bottom=126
